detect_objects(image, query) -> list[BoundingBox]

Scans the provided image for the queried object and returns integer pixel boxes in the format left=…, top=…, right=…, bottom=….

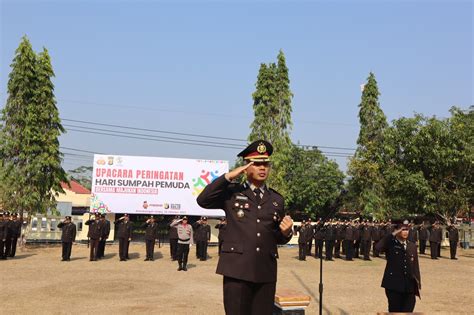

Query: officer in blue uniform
left=197, top=140, right=293, bottom=315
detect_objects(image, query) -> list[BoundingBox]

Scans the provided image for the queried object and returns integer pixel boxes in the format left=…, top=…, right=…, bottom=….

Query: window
left=77, top=221, right=83, bottom=232
left=31, top=218, right=38, bottom=231
left=41, top=218, right=47, bottom=231
left=50, top=219, right=57, bottom=231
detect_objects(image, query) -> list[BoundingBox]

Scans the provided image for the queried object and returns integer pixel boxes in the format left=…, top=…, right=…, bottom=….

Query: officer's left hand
left=279, top=215, right=293, bottom=237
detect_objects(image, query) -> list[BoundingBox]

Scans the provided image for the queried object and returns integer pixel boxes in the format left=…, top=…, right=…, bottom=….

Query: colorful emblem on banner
left=192, top=169, right=222, bottom=196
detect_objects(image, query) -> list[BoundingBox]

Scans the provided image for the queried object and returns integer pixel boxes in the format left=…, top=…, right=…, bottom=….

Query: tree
left=285, top=145, right=345, bottom=218
left=0, top=36, right=67, bottom=216
left=383, top=108, right=473, bottom=220
left=248, top=50, right=293, bottom=194
left=67, top=165, right=93, bottom=190
left=347, top=72, right=388, bottom=218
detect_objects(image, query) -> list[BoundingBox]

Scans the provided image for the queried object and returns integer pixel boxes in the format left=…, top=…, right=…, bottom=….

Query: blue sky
left=1, top=0, right=472, bottom=173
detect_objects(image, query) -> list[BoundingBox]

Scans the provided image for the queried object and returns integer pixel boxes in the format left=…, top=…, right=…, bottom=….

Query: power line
left=61, top=117, right=356, bottom=151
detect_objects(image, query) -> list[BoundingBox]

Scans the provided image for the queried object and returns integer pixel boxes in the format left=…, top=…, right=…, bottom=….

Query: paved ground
left=2, top=243, right=473, bottom=314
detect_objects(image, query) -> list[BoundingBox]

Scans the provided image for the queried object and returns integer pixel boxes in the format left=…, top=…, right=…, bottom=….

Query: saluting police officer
left=142, top=216, right=159, bottom=261
left=97, top=214, right=110, bottom=259
left=215, top=217, right=227, bottom=256
left=375, top=220, right=421, bottom=313
left=115, top=214, right=133, bottom=261
left=197, top=140, right=293, bottom=315
left=85, top=214, right=103, bottom=261
left=57, top=216, right=77, bottom=261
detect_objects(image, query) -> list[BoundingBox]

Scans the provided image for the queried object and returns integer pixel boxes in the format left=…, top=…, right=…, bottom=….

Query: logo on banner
left=90, top=193, right=110, bottom=214
left=192, top=169, right=221, bottom=196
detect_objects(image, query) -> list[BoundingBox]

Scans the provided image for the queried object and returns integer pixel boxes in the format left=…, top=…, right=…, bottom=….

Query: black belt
left=179, top=238, right=190, bottom=242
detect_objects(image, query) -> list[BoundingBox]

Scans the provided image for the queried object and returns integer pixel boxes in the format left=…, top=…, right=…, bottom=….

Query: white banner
left=90, top=154, right=228, bottom=216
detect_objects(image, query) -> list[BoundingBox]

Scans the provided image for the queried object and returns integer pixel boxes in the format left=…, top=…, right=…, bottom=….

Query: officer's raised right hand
left=225, top=162, right=254, bottom=181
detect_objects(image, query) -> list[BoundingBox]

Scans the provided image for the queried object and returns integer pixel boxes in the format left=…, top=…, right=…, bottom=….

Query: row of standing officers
left=0, top=212, right=22, bottom=259
left=296, top=219, right=460, bottom=261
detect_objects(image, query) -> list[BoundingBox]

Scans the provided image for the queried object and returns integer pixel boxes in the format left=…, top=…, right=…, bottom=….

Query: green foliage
left=383, top=108, right=473, bottom=219
left=347, top=72, right=388, bottom=217
left=0, top=36, right=67, bottom=216
left=285, top=145, right=345, bottom=218
left=249, top=50, right=293, bottom=195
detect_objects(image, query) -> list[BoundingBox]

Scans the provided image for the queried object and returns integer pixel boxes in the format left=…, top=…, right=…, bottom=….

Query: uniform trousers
left=334, top=240, right=342, bottom=258
left=298, top=242, right=307, bottom=260
left=325, top=240, right=334, bottom=260
left=8, top=237, right=18, bottom=257
left=315, top=239, right=324, bottom=258
left=177, top=243, right=190, bottom=266
left=449, top=240, right=458, bottom=259
left=89, top=239, right=99, bottom=261
left=223, top=276, right=276, bottom=315
left=98, top=239, right=106, bottom=258
left=0, top=239, right=6, bottom=259
left=198, top=240, right=208, bottom=260
left=385, top=289, right=416, bottom=312
left=344, top=240, right=353, bottom=260
left=146, top=239, right=155, bottom=259
left=373, top=241, right=380, bottom=257
left=170, top=238, right=178, bottom=260
left=62, top=242, right=72, bottom=260
left=119, top=238, right=129, bottom=260
left=306, top=239, right=313, bottom=256
left=430, top=241, right=439, bottom=259
left=419, top=240, right=427, bottom=254
left=361, top=240, right=371, bottom=259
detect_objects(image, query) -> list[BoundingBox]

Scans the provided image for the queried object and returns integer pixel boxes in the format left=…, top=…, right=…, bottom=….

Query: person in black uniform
left=446, top=221, right=459, bottom=260
left=360, top=220, right=372, bottom=261
left=194, top=217, right=211, bottom=261
left=169, top=216, right=180, bottom=260
left=196, top=140, right=293, bottom=315
left=353, top=221, right=361, bottom=259
left=0, top=212, right=8, bottom=260
left=324, top=220, right=336, bottom=261
left=97, top=214, right=110, bottom=259
left=57, top=216, right=77, bottom=261
left=372, top=221, right=381, bottom=257
left=375, top=220, right=421, bottom=313
left=6, top=213, right=22, bottom=258
left=344, top=221, right=354, bottom=261
left=306, top=218, right=314, bottom=256
left=142, top=216, right=159, bottom=261
left=215, top=217, right=227, bottom=256
left=85, top=214, right=103, bottom=261
left=314, top=219, right=324, bottom=259
left=334, top=220, right=344, bottom=259
left=418, top=224, right=429, bottom=255
left=429, top=222, right=442, bottom=259
left=115, top=214, right=133, bottom=261
left=296, top=220, right=307, bottom=261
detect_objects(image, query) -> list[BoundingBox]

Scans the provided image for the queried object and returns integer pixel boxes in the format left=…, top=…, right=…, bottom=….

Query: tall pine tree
left=347, top=72, right=388, bottom=218
left=249, top=50, right=293, bottom=194
left=1, top=36, right=67, bottom=216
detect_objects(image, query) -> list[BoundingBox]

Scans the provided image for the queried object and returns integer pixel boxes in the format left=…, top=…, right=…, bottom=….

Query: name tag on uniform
left=236, top=195, right=249, bottom=201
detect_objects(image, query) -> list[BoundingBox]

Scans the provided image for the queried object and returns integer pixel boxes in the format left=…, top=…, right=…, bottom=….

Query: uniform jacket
left=447, top=226, right=459, bottom=242
left=375, top=234, right=421, bottom=297
left=408, top=226, right=418, bottom=243
left=7, top=220, right=22, bottom=238
left=344, top=225, right=353, bottom=241
left=361, top=225, right=372, bottom=241
left=193, top=222, right=211, bottom=242
left=115, top=220, right=132, bottom=239
left=429, top=226, right=442, bottom=243
left=141, top=222, right=159, bottom=241
left=169, top=220, right=179, bottom=239
left=101, top=220, right=111, bottom=239
left=197, top=174, right=291, bottom=283
left=418, top=226, right=429, bottom=241
left=371, top=225, right=381, bottom=241
left=85, top=219, right=103, bottom=240
left=58, top=221, right=77, bottom=242
left=0, top=220, right=8, bottom=240
left=215, top=223, right=227, bottom=241
left=170, top=220, right=194, bottom=244
left=323, top=224, right=336, bottom=241
left=296, top=225, right=308, bottom=243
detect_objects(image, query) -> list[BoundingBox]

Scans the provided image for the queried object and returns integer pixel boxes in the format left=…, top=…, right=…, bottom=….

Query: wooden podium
left=273, top=289, right=311, bottom=315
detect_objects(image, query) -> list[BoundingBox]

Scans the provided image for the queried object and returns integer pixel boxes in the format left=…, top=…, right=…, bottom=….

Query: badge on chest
left=234, top=195, right=249, bottom=218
